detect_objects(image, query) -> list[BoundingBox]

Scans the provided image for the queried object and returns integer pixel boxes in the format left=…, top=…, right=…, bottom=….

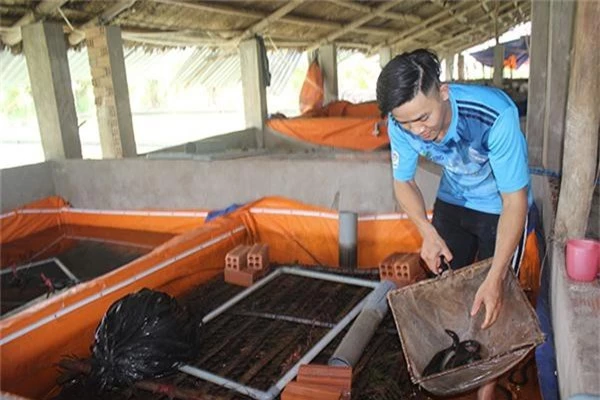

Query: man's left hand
left=470, top=275, right=504, bottom=329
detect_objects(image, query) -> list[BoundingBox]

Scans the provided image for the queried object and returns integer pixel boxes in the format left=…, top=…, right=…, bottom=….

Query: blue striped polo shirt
left=389, top=83, right=532, bottom=214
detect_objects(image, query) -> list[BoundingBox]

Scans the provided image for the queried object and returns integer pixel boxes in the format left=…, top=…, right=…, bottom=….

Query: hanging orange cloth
left=299, top=60, right=324, bottom=114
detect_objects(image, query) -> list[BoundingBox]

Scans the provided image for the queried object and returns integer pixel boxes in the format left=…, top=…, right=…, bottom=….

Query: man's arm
left=394, top=179, right=453, bottom=273
left=470, top=187, right=528, bottom=329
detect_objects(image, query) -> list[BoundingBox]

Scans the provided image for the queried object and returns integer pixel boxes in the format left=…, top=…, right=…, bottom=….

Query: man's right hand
left=420, top=227, right=453, bottom=274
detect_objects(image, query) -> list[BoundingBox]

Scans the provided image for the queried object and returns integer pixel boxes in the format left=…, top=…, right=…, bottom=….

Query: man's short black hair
left=376, top=49, right=441, bottom=115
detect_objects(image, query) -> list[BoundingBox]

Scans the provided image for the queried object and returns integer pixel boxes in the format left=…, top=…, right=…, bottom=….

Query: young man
left=377, top=49, right=531, bottom=400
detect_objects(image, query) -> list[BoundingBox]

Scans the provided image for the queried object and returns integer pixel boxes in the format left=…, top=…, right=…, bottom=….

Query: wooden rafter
left=68, top=0, right=137, bottom=45
left=325, top=0, right=422, bottom=24
left=226, top=0, right=304, bottom=47
left=150, top=0, right=396, bottom=37
left=429, top=3, right=515, bottom=51
left=388, top=2, right=484, bottom=52
left=306, top=0, right=403, bottom=53
left=439, top=1, right=515, bottom=44
left=369, top=1, right=467, bottom=54
left=1, top=0, right=69, bottom=46
left=434, top=5, right=530, bottom=54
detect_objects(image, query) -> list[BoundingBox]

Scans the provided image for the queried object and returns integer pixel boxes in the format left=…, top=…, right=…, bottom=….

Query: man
left=377, top=49, right=531, bottom=400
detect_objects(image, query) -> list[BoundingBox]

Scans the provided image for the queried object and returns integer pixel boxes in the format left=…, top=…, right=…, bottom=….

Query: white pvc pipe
left=178, top=365, right=272, bottom=400
left=180, top=269, right=384, bottom=400
left=53, top=258, right=80, bottom=283
left=264, top=294, right=371, bottom=398
left=280, top=266, right=379, bottom=288
left=0, top=257, right=57, bottom=275
left=201, top=268, right=284, bottom=324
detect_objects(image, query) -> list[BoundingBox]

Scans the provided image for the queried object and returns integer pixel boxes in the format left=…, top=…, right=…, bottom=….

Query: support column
left=22, top=22, right=81, bottom=160
left=240, top=37, right=268, bottom=147
left=543, top=0, right=576, bottom=172
left=492, top=44, right=504, bottom=87
left=379, top=47, right=392, bottom=69
left=86, top=26, right=136, bottom=158
left=318, top=44, right=338, bottom=105
left=555, top=0, right=600, bottom=242
left=444, top=53, right=454, bottom=82
left=457, top=54, right=465, bottom=81
left=526, top=0, right=551, bottom=165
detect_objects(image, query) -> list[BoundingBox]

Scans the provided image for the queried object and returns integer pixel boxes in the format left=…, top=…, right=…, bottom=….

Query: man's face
left=390, top=84, right=450, bottom=142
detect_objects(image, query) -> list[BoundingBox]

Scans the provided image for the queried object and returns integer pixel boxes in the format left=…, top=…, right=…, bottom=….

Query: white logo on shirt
left=392, top=150, right=399, bottom=169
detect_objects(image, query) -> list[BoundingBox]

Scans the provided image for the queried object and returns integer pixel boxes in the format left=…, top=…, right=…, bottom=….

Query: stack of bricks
left=281, top=364, right=352, bottom=400
left=86, top=26, right=123, bottom=157
left=378, top=252, right=427, bottom=288
left=224, top=243, right=270, bottom=287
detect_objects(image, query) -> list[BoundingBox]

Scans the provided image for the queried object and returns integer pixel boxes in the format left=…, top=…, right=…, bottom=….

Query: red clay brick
left=224, top=268, right=262, bottom=287
left=247, top=243, right=269, bottom=270
left=225, top=244, right=251, bottom=270
left=297, top=364, right=352, bottom=391
left=281, top=381, right=346, bottom=400
left=379, top=252, right=426, bottom=288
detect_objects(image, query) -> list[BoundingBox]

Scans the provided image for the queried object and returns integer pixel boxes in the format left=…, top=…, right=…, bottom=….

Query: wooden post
left=457, top=54, right=465, bottom=81
left=554, top=0, right=600, bottom=241
left=318, top=44, right=338, bottom=105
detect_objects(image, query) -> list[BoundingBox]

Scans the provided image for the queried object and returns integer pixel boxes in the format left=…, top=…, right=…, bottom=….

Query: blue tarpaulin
left=470, top=36, right=530, bottom=69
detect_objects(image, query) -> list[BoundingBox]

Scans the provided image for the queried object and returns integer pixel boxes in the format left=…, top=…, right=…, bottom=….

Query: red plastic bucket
left=566, top=239, right=600, bottom=282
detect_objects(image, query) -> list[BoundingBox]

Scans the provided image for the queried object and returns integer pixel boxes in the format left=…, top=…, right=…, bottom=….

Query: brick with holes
left=225, top=244, right=251, bottom=270
left=379, top=252, right=426, bottom=288
left=247, top=243, right=269, bottom=270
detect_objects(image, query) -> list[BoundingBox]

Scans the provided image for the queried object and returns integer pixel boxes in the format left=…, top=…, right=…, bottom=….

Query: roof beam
left=226, top=0, right=304, bottom=47
left=433, top=5, right=530, bottom=54
left=151, top=0, right=397, bottom=37
left=306, top=0, right=403, bottom=53
left=119, top=29, right=373, bottom=50
left=325, top=0, right=422, bottom=24
left=387, top=2, right=484, bottom=52
left=1, top=0, right=69, bottom=46
left=369, top=1, right=467, bottom=54
left=68, top=0, right=137, bottom=45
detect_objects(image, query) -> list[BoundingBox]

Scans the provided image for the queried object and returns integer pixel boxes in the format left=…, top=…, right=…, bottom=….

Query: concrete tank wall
left=49, top=155, right=441, bottom=213
left=1, top=162, right=55, bottom=213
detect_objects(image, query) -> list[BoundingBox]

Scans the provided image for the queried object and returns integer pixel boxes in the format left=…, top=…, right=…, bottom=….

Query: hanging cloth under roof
left=469, top=36, right=530, bottom=70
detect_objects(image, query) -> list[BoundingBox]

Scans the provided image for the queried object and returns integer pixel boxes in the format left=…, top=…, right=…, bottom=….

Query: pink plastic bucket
left=566, top=239, right=600, bottom=282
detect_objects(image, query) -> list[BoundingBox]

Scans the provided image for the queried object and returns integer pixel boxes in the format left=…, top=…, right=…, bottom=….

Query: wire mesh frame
left=1, top=257, right=80, bottom=318
left=179, top=266, right=381, bottom=400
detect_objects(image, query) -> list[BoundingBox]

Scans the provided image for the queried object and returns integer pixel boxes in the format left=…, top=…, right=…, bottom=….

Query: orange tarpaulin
left=299, top=60, right=324, bottom=114
left=0, top=196, right=540, bottom=398
left=268, top=100, right=390, bottom=151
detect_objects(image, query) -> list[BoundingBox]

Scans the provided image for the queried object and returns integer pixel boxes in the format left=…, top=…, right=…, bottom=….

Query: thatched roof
left=0, top=0, right=530, bottom=54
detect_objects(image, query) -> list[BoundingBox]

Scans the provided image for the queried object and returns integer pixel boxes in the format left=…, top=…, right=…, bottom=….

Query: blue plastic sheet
left=470, top=37, right=530, bottom=69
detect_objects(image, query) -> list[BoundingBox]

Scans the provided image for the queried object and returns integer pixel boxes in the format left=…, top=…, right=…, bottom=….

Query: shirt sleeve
left=487, top=106, right=529, bottom=193
left=388, top=117, right=419, bottom=181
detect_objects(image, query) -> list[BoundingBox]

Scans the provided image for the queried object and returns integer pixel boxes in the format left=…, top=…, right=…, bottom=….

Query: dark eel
left=422, top=329, right=483, bottom=376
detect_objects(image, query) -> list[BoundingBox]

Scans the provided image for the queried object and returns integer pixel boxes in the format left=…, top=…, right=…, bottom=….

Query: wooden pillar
left=526, top=0, right=551, bottom=164
left=240, top=37, right=268, bottom=147
left=318, top=44, right=338, bottom=105
left=492, top=44, right=504, bottom=87
left=555, top=0, right=600, bottom=243
left=22, top=22, right=81, bottom=160
left=379, top=47, right=392, bottom=68
left=86, top=26, right=137, bottom=158
left=457, top=54, right=465, bottom=81
left=445, top=53, right=454, bottom=82
left=543, top=0, right=576, bottom=172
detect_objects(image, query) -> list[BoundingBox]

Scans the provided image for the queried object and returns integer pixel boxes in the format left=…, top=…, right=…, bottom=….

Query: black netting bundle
left=88, top=288, right=198, bottom=390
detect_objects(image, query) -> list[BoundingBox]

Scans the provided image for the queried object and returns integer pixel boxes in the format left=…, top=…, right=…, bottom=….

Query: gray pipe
left=339, top=211, right=358, bottom=269
left=328, top=279, right=397, bottom=367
